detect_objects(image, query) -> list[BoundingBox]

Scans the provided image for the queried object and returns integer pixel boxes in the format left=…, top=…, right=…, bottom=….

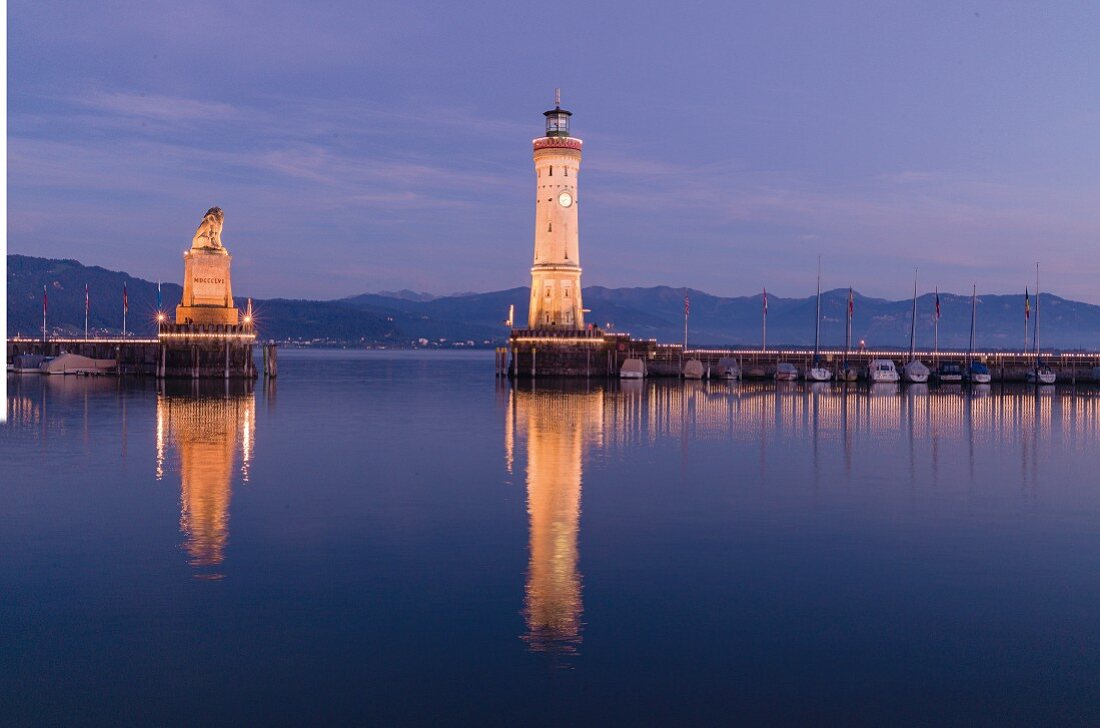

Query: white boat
left=1027, top=367, right=1056, bottom=385
left=40, top=353, right=116, bottom=375
left=902, top=270, right=927, bottom=383
left=965, top=285, right=991, bottom=383
left=968, top=361, right=992, bottom=384
left=807, top=257, right=832, bottom=382
left=683, top=358, right=705, bottom=380
left=715, top=357, right=740, bottom=380
left=775, top=362, right=799, bottom=381
left=620, top=358, right=646, bottom=379
left=868, top=359, right=899, bottom=383
left=903, top=360, right=929, bottom=383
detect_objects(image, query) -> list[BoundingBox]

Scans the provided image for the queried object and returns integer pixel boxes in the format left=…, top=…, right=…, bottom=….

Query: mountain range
left=9, top=254, right=1100, bottom=349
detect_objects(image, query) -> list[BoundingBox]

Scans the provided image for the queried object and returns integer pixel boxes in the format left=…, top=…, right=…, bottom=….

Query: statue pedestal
left=175, top=249, right=238, bottom=325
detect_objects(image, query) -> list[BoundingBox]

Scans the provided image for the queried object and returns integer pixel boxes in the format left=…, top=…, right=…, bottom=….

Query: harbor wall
left=8, top=324, right=275, bottom=379
left=506, top=330, right=1100, bottom=382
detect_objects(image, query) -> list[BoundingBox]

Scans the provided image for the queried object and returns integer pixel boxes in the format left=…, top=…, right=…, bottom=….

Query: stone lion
left=191, top=206, right=225, bottom=249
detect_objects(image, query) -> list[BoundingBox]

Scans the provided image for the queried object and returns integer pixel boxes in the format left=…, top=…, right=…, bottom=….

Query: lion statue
left=191, top=206, right=225, bottom=249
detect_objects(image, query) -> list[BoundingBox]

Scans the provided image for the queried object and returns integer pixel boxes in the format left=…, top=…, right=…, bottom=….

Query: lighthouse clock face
left=558, top=191, right=573, bottom=208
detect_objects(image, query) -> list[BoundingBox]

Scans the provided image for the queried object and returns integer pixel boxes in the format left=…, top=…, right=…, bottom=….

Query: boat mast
left=909, top=269, right=918, bottom=361
left=1034, top=262, right=1041, bottom=367
left=814, top=256, right=822, bottom=364
left=844, top=287, right=852, bottom=368
left=933, top=286, right=939, bottom=367
left=968, top=284, right=976, bottom=367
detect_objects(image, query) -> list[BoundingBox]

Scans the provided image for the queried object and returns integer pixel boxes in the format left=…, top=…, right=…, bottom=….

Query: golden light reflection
left=156, top=384, right=256, bottom=577
left=512, top=384, right=603, bottom=654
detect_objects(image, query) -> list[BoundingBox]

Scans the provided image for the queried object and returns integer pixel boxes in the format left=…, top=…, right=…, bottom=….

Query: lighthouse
left=528, top=90, right=585, bottom=330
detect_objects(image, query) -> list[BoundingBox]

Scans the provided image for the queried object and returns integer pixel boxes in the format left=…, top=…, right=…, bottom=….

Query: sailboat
left=902, top=271, right=929, bottom=383
left=839, top=287, right=858, bottom=381
left=1026, top=263, right=1056, bottom=385
left=966, top=284, right=991, bottom=383
left=806, top=258, right=833, bottom=382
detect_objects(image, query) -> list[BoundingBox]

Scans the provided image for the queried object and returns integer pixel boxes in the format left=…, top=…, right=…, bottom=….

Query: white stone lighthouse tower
left=528, top=91, right=585, bottom=330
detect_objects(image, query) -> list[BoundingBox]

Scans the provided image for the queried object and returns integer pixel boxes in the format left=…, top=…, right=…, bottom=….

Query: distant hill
left=9, top=254, right=1100, bottom=348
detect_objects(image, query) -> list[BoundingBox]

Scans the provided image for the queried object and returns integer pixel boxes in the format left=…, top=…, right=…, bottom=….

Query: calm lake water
left=6, top=350, right=1100, bottom=724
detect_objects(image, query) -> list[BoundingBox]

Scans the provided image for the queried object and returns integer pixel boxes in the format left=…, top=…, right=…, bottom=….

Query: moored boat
left=40, top=353, right=116, bottom=375
left=715, top=357, right=740, bottom=380
left=937, top=361, right=963, bottom=382
left=839, top=287, right=857, bottom=381
left=806, top=257, right=832, bottom=382
left=683, top=358, right=705, bottom=380
left=620, top=358, right=646, bottom=379
left=1027, top=366, right=1056, bottom=385
left=965, top=285, right=990, bottom=383
left=10, top=354, right=54, bottom=373
left=1028, top=263, right=1056, bottom=386
left=868, top=359, right=899, bottom=383
left=775, top=362, right=799, bottom=381
left=902, top=270, right=927, bottom=383
left=903, top=360, right=929, bottom=383
left=968, top=361, right=992, bottom=384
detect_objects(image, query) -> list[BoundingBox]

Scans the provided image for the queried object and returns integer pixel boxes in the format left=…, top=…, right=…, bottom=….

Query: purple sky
left=9, top=2, right=1100, bottom=301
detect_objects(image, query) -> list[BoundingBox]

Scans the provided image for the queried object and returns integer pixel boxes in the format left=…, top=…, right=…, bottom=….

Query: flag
left=157, top=281, right=162, bottom=310
left=935, top=288, right=941, bottom=320
left=848, top=287, right=854, bottom=317
left=123, top=282, right=129, bottom=314
left=763, top=287, right=768, bottom=315
left=43, top=284, right=47, bottom=316
left=1025, top=287, right=1030, bottom=320
left=85, top=283, right=89, bottom=315
left=684, top=291, right=690, bottom=317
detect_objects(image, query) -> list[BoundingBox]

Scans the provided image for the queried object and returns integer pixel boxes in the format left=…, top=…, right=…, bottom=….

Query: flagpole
left=42, top=285, right=47, bottom=342
left=84, top=284, right=89, bottom=340
left=1024, top=287, right=1029, bottom=354
left=682, top=290, right=689, bottom=350
left=123, top=283, right=127, bottom=339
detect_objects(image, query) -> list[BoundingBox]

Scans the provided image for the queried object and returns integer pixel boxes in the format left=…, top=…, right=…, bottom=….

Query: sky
left=9, top=1, right=1100, bottom=301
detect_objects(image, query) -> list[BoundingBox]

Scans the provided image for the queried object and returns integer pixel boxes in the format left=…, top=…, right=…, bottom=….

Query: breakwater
left=8, top=324, right=277, bottom=379
left=502, top=330, right=1100, bottom=382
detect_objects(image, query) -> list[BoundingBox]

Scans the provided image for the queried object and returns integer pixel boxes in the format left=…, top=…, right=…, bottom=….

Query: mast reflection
left=155, top=382, right=256, bottom=578
left=510, top=383, right=603, bottom=654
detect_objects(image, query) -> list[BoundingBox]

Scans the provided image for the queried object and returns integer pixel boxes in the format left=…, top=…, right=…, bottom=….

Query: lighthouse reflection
left=505, top=380, right=1100, bottom=657
left=155, top=382, right=256, bottom=578
left=508, top=383, right=603, bottom=654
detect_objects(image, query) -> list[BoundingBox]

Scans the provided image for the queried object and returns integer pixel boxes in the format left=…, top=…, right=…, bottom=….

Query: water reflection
left=155, top=382, right=256, bottom=578
left=506, top=379, right=1100, bottom=657
left=507, top=383, right=603, bottom=654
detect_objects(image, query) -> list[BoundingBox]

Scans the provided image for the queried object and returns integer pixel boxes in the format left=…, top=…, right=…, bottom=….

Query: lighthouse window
left=549, top=166, right=553, bottom=176
left=564, top=167, right=568, bottom=177
left=548, top=222, right=552, bottom=232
